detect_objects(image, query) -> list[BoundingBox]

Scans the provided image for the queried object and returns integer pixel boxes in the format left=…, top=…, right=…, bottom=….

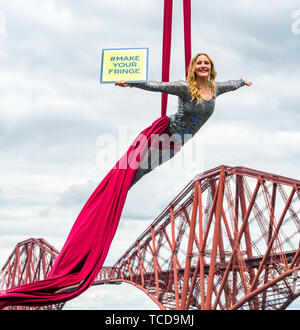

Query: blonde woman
left=116, top=53, right=252, bottom=186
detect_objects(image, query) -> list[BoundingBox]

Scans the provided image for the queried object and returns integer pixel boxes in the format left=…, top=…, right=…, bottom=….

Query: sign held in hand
left=100, top=48, right=149, bottom=83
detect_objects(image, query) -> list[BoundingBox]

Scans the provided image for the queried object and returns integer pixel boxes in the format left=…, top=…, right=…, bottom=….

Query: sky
left=0, top=0, right=300, bottom=310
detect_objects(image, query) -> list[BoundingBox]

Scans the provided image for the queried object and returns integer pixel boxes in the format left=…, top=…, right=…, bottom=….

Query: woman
left=0, top=54, right=251, bottom=309
left=116, top=53, right=252, bottom=186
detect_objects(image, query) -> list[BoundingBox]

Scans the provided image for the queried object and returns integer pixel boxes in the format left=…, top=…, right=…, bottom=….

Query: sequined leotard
left=129, top=79, right=245, bottom=186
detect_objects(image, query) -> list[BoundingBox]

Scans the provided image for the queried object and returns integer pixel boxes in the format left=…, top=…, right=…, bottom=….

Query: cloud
left=64, top=282, right=159, bottom=310
left=56, top=179, right=97, bottom=207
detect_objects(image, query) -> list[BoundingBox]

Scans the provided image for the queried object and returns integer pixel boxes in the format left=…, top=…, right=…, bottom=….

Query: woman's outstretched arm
left=115, top=80, right=190, bottom=99
left=216, top=76, right=252, bottom=97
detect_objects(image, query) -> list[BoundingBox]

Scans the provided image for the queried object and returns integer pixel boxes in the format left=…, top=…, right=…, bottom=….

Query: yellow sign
left=100, top=48, right=148, bottom=83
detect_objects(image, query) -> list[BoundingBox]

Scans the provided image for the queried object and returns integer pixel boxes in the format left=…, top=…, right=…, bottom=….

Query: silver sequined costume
left=129, top=79, right=245, bottom=186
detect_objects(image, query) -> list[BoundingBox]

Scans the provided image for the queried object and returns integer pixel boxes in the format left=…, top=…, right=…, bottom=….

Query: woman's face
left=194, top=54, right=211, bottom=79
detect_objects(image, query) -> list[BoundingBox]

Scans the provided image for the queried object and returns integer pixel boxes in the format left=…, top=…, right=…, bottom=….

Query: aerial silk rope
left=0, top=117, right=170, bottom=308
left=183, top=0, right=192, bottom=78
left=161, top=0, right=173, bottom=117
left=161, top=0, right=191, bottom=116
left=0, top=0, right=191, bottom=309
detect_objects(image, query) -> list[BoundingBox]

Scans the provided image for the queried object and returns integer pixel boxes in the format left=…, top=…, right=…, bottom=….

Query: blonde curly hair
left=187, top=53, right=217, bottom=104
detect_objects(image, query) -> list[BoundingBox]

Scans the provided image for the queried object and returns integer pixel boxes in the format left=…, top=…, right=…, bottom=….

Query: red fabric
left=0, top=116, right=170, bottom=309
left=161, top=0, right=191, bottom=115
left=161, top=0, right=173, bottom=117
left=183, top=0, right=192, bottom=78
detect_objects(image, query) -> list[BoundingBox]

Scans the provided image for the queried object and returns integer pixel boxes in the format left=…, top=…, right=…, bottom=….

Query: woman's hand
left=115, top=80, right=129, bottom=87
left=242, top=75, right=252, bottom=86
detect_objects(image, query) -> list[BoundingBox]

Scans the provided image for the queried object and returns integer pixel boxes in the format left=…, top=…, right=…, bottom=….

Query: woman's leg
left=130, top=144, right=177, bottom=187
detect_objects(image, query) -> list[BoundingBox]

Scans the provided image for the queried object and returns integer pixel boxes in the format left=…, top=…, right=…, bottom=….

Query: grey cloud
left=56, top=179, right=97, bottom=207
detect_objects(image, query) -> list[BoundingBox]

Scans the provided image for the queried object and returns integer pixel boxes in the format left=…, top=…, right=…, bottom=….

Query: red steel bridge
left=1, top=165, right=300, bottom=310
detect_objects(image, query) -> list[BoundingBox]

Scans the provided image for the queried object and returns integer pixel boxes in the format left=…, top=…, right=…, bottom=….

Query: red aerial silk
left=0, top=116, right=170, bottom=309
left=0, top=0, right=191, bottom=309
left=183, top=0, right=192, bottom=78
left=161, top=0, right=191, bottom=116
left=161, top=0, right=173, bottom=117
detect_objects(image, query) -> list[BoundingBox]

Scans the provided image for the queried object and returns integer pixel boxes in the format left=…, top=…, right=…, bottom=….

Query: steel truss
left=95, top=165, right=300, bottom=310
left=1, top=165, right=300, bottom=310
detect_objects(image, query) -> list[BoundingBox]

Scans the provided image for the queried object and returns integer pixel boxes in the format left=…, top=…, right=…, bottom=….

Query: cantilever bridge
left=1, top=165, right=300, bottom=310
